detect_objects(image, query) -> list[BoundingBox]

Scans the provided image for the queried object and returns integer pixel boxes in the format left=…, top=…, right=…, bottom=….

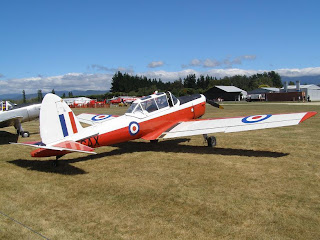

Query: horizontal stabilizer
left=11, top=140, right=96, bottom=154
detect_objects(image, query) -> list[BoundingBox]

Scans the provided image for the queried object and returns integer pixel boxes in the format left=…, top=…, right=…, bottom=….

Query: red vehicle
left=109, top=96, right=139, bottom=104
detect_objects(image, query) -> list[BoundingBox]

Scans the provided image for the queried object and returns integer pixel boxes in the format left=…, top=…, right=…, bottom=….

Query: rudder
left=40, top=93, right=83, bottom=144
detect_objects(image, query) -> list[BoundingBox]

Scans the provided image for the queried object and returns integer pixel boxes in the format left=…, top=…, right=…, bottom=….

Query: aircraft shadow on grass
left=0, top=130, right=40, bottom=145
left=9, top=138, right=289, bottom=175
left=0, top=131, right=19, bottom=145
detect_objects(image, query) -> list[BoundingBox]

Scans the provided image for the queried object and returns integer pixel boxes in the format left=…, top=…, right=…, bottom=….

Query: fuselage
left=0, top=104, right=41, bottom=128
left=80, top=94, right=206, bottom=147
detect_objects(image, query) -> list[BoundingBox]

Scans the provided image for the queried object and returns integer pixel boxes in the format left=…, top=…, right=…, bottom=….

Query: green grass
left=0, top=103, right=320, bottom=239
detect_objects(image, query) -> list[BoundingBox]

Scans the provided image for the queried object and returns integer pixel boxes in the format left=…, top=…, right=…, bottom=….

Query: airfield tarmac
left=0, top=102, right=319, bottom=239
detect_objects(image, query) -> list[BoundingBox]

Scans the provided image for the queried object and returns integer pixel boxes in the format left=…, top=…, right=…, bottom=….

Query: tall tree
left=37, top=90, right=43, bottom=102
left=51, top=89, right=55, bottom=94
left=268, top=71, right=283, bottom=87
left=184, top=74, right=197, bottom=88
left=22, top=90, right=26, bottom=104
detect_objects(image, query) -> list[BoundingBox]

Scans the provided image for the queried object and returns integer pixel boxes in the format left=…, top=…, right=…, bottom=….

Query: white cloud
left=243, top=55, right=256, bottom=60
left=1, top=66, right=319, bottom=95
left=203, top=59, right=221, bottom=68
left=138, top=67, right=320, bottom=82
left=139, top=69, right=198, bottom=82
left=90, top=64, right=134, bottom=73
left=190, top=59, right=201, bottom=66
left=277, top=67, right=320, bottom=77
left=0, top=73, right=113, bottom=95
left=140, top=68, right=260, bottom=81
left=147, top=61, right=164, bottom=68
left=183, top=55, right=257, bottom=68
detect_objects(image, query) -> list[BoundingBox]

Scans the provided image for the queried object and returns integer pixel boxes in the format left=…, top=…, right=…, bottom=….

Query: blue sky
left=1, top=0, right=320, bottom=94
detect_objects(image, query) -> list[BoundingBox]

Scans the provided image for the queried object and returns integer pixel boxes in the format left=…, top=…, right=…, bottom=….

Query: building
left=247, top=87, right=280, bottom=101
left=204, top=86, right=247, bottom=101
left=281, top=82, right=320, bottom=101
left=63, top=97, right=93, bottom=106
left=248, top=87, right=280, bottom=95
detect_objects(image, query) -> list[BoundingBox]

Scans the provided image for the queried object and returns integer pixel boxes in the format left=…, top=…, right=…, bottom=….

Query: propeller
left=206, top=99, right=224, bottom=109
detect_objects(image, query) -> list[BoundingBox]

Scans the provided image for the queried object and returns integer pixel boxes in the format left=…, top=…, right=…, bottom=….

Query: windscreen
left=126, top=103, right=138, bottom=113
left=155, top=95, right=169, bottom=109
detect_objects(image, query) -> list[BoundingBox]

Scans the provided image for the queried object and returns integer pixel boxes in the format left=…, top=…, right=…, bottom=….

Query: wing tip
left=300, top=111, right=317, bottom=123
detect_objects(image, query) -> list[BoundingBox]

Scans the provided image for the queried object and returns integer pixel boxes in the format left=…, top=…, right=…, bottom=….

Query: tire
left=207, top=136, right=216, bottom=147
left=21, top=131, right=30, bottom=138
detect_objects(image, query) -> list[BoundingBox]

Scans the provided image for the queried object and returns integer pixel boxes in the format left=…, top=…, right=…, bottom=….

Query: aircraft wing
left=0, top=115, right=23, bottom=128
left=77, top=113, right=118, bottom=125
left=159, top=112, right=317, bottom=139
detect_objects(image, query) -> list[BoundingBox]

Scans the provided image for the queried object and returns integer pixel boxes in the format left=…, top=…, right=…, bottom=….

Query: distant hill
left=0, top=90, right=109, bottom=101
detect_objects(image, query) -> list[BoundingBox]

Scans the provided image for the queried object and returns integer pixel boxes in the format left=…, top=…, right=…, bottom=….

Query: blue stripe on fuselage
left=59, top=114, right=69, bottom=137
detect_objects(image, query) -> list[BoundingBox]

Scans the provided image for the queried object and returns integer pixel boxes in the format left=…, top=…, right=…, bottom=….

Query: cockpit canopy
left=126, top=92, right=179, bottom=115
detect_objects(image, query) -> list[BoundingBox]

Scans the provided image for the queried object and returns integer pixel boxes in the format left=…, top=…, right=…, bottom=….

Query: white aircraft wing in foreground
left=159, top=112, right=316, bottom=139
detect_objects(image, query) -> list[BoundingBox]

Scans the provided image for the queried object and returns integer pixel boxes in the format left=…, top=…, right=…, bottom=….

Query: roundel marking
left=129, top=121, right=140, bottom=135
left=91, top=114, right=112, bottom=121
left=242, top=114, right=272, bottom=123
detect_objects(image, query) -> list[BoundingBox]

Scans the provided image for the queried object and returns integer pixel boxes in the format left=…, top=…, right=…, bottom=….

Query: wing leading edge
left=159, top=111, right=317, bottom=139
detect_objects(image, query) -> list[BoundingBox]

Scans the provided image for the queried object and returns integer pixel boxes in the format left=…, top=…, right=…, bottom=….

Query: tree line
left=20, top=89, right=75, bottom=104
left=17, top=70, right=283, bottom=103
left=111, top=71, right=283, bottom=96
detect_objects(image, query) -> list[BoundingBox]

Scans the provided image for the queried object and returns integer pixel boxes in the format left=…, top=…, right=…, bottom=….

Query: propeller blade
left=206, top=99, right=224, bottom=109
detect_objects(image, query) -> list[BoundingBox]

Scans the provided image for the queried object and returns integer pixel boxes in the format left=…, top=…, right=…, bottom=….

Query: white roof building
left=215, top=86, right=247, bottom=95
left=63, top=97, right=93, bottom=106
left=204, top=86, right=247, bottom=101
left=281, top=84, right=320, bottom=101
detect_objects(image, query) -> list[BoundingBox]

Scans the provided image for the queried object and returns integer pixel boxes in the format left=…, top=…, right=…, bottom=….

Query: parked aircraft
left=109, top=96, right=140, bottom=104
left=1, top=101, right=41, bottom=137
left=12, top=92, right=316, bottom=165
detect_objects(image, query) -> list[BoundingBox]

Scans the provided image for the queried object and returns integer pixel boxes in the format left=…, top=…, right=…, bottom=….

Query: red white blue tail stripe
left=59, top=112, right=78, bottom=137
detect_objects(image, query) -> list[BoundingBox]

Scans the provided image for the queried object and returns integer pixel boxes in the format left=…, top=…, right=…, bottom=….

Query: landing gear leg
left=53, top=155, right=63, bottom=167
left=203, top=134, right=217, bottom=147
left=14, top=120, right=30, bottom=137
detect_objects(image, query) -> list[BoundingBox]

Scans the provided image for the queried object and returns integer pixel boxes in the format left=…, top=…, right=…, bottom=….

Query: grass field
left=0, top=102, right=319, bottom=239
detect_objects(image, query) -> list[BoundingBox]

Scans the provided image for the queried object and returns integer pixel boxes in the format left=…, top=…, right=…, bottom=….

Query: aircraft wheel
left=207, top=136, right=216, bottom=147
left=21, top=131, right=30, bottom=138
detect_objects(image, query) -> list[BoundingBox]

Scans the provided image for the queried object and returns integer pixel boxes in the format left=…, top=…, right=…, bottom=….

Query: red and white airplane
left=12, top=92, right=316, bottom=165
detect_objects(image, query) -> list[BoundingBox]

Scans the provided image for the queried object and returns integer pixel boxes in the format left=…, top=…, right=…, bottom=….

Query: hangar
left=204, top=86, right=247, bottom=101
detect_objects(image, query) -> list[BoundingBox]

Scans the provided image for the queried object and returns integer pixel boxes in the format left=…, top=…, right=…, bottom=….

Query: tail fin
left=40, top=93, right=83, bottom=144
